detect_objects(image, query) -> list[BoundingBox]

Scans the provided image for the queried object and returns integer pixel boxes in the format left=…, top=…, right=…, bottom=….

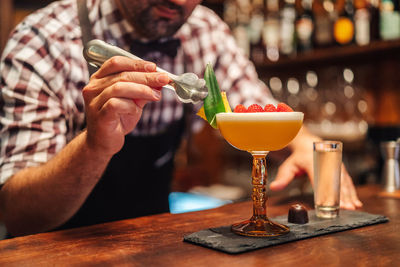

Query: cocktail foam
left=216, top=112, right=304, bottom=122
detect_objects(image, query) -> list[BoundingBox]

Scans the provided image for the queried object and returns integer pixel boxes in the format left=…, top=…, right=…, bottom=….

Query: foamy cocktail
left=216, top=111, right=304, bottom=237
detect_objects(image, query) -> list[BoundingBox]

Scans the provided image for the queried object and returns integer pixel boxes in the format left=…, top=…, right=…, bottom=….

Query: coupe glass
left=216, top=112, right=304, bottom=237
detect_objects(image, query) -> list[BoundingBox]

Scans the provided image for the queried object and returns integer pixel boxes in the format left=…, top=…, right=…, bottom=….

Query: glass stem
left=251, top=153, right=269, bottom=221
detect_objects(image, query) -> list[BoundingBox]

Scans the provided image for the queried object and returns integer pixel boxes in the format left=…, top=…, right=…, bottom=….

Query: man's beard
left=131, top=5, right=184, bottom=40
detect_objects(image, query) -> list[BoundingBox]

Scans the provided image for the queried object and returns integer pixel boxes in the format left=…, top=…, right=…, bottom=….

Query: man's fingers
left=133, top=99, right=149, bottom=109
left=99, top=97, right=142, bottom=122
left=91, top=71, right=169, bottom=92
left=339, top=166, right=362, bottom=209
left=86, top=71, right=169, bottom=101
left=92, top=56, right=156, bottom=78
left=113, top=71, right=170, bottom=87
left=84, top=56, right=169, bottom=108
left=270, top=157, right=363, bottom=211
left=340, top=188, right=356, bottom=210
left=352, top=193, right=363, bottom=207
left=90, top=82, right=162, bottom=111
left=270, top=158, right=299, bottom=191
left=346, top=179, right=363, bottom=208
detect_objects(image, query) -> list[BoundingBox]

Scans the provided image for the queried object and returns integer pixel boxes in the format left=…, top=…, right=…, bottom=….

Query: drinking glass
left=313, top=141, right=342, bottom=218
left=216, top=112, right=304, bottom=237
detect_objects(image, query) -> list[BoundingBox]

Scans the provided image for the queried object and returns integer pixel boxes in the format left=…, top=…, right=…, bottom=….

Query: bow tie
left=130, top=38, right=181, bottom=59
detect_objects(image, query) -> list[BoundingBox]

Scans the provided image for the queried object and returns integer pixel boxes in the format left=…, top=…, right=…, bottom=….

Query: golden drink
left=216, top=112, right=304, bottom=152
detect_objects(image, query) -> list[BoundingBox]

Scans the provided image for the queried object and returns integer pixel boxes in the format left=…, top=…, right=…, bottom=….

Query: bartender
left=0, top=0, right=362, bottom=237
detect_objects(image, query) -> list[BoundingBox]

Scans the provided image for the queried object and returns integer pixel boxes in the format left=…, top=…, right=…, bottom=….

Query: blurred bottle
left=380, top=140, right=400, bottom=193
left=334, top=0, right=355, bottom=45
left=232, top=0, right=252, bottom=57
left=269, top=76, right=284, bottom=98
left=314, top=0, right=336, bottom=47
left=380, top=0, right=400, bottom=40
left=286, top=77, right=301, bottom=109
left=280, top=0, right=297, bottom=56
left=263, top=0, right=280, bottom=61
left=302, top=71, right=320, bottom=122
left=368, top=0, right=381, bottom=41
left=223, top=0, right=238, bottom=28
left=296, top=0, right=315, bottom=52
left=354, top=0, right=371, bottom=45
left=249, top=0, right=266, bottom=63
left=341, top=68, right=357, bottom=121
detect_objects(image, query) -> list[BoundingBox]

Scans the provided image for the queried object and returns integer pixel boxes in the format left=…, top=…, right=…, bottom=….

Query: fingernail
left=145, top=63, right=156, bottom=72
left=157, top=74, right=169, bottom=84
left=153, top=89, right=162, bottom=99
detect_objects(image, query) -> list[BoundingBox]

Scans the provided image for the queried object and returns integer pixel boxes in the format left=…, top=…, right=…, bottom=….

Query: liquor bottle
left=223, top=0, right=238, bottom=28
left=368, top=0, right=380, bottom=41
left=314, top=0, right=335, bottom=47
left=296, top=0, right=315, bottom=52
left=380, top=0, right=400, bottom=40
left=354, top=0, right=370, bottom=45
left=280, top=0, right=297, bottom=56
left=263, top=0, right=280, bottom=61
left=333, top=0, right=355, bottom=45
left=249, top=0, right=266, bottom=63
left=232, top=0, right=252, bottom=57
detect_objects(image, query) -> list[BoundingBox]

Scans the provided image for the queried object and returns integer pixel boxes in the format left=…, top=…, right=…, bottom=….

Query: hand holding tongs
left=83, top=39, right=208, bottom=104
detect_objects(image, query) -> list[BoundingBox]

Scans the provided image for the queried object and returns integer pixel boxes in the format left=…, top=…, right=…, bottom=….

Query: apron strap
left=76, top=0, right=97, bottom=76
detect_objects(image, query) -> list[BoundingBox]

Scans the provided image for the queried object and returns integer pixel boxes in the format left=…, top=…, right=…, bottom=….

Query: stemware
left=216, top=112, right=304, bottom=236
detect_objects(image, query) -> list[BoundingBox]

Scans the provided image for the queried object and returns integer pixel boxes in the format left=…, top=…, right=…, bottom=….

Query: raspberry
left=247, top=104, right=264, bottom=113
left=233, top=104, right=247, bottom=113
left=264, top=104, right=277, bottom=112
left=276, top=102, right=294, bottom=112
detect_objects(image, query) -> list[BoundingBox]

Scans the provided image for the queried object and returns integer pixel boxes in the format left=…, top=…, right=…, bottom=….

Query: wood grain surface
left=0, top=185, right=398, bottom=266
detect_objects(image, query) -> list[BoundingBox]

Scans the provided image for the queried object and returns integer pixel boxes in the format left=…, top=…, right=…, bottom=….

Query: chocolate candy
left=288, top=204, right=309, bottom=224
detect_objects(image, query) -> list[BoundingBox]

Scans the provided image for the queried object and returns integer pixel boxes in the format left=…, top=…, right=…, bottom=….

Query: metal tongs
left=83, top=39, right=208, bottom=104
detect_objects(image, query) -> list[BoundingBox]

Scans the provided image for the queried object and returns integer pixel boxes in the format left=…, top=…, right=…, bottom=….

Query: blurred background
left=177, top=0, right=400, bottom=208
left=1, top=0, right=400, bottom=214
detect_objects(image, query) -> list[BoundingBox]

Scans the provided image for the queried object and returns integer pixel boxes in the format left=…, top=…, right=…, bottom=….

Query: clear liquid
left=313, top=149, right=342, bottom=217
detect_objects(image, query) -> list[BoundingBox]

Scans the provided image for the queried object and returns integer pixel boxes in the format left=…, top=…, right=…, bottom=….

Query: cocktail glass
left=216, top=112, right=304, bottom=237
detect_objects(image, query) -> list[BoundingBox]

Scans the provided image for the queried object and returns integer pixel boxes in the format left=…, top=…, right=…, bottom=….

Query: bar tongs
left=83, top=39, right=208, bottom=104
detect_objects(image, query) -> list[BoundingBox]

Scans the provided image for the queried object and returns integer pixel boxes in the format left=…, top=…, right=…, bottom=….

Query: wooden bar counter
left=0, top=185, right=398, bottom=266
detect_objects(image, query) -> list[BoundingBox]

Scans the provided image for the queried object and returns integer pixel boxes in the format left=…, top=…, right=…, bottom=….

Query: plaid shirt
left=0, top=0, right=274, bottom=184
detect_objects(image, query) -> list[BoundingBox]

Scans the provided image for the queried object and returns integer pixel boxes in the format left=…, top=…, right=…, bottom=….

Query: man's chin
left=135, top=20, right=182, bottom=40
left=137, top=30, right=178, bottom=41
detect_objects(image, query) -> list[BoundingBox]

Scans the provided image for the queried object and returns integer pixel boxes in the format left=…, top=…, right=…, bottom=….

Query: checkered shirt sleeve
left=0, top=1, right=86, bottom=184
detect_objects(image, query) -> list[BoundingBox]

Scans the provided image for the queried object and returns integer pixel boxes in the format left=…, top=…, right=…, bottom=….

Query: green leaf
left=203, top=63, right=226, bottom=129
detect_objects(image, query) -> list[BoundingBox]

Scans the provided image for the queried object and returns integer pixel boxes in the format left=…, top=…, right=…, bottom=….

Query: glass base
left=315, top=205, right=339, bottom=218
left=231, top=219, right=290, bottom=237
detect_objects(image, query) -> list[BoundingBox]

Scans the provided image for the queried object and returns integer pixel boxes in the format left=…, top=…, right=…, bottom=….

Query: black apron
left=59, top=120, right=185, bottom=229
left=58, top=0, right=187, bottom=229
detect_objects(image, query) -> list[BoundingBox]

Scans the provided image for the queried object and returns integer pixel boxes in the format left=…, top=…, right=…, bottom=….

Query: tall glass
left=313, top=141, right=342, bottom=218
left=216, top=112, right=304, bottom=237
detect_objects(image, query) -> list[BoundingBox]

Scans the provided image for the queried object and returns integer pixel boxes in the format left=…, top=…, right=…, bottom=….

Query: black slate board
left=183, top=210, right=389, bottom=254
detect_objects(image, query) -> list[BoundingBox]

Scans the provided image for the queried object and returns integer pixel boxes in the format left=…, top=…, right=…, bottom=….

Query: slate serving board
left=183, top=210, right=389, bottom=254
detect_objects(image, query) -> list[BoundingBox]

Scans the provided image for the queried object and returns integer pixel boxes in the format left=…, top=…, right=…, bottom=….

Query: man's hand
left=82, top=56, right=169, bottom=156
left=0, top=56, right=171, bottom=236
left=269, top=127, right=363, bottom=210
